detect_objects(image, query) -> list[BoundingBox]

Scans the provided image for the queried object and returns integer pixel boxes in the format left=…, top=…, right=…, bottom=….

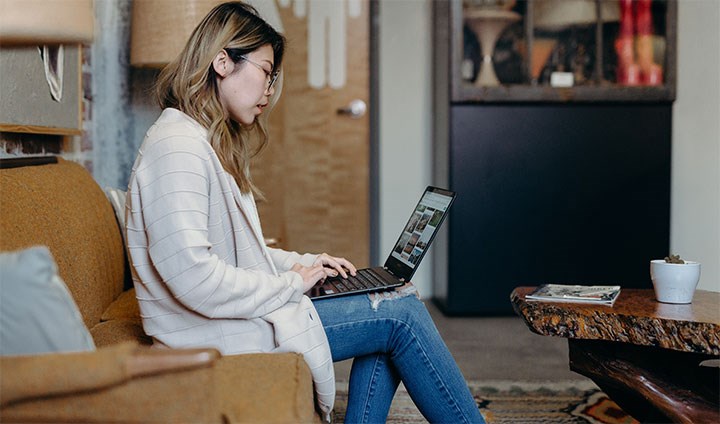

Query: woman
left=125, top=2, right=484, bottom=423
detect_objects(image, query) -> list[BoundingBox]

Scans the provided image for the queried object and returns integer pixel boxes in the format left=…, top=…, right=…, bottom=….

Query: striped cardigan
left=125, top=108, right=335, bottom=417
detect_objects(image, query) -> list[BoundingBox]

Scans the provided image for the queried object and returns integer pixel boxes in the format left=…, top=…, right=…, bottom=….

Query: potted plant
left=650, top=255, right=702, bottom=304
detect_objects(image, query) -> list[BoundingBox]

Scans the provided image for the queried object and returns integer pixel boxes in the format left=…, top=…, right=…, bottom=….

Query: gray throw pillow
left=0, top=246, right=95, bottom=355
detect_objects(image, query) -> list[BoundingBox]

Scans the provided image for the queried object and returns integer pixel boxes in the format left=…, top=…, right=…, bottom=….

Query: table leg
left=568, top=339, right=719, bottom=424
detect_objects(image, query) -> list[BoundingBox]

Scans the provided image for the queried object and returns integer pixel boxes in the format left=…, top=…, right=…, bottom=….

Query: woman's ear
left=212, top=50, right=233, bottom=78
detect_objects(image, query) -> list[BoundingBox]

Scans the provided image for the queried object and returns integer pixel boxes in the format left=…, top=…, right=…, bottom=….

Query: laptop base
left=309, top=267, right=404, bottom=299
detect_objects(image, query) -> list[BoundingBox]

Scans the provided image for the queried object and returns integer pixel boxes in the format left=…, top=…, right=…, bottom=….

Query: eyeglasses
left=240, top=55, right=279, bottom=90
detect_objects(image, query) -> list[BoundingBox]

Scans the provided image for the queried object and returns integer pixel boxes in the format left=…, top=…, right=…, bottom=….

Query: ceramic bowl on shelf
left=650, top=259, right=701, bottom=304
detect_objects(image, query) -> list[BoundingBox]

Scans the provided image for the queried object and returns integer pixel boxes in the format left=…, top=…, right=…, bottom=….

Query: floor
left=334, top=299, right=589, bottom=382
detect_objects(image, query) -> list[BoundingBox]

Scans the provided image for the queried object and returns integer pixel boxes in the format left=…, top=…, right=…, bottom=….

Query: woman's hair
left=155, top=1, right=285, bottom=194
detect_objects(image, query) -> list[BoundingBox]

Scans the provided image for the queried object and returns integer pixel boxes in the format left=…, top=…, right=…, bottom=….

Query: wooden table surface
left=511, top=287, right=720, bottom=423
left=511, top=287, right=720, bottom=355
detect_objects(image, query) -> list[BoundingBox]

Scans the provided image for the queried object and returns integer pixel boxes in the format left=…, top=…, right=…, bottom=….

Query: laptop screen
left=384, top=186, right=455, bottom=281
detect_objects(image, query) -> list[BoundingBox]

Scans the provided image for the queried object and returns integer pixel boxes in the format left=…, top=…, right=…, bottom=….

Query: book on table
left=526, top=284, right=621, bottom=305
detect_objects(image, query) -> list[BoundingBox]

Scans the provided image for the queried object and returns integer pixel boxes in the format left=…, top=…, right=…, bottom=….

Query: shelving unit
left=432, top=0, right=676, bottom=315
left=440, top=0, right=676, bottom=103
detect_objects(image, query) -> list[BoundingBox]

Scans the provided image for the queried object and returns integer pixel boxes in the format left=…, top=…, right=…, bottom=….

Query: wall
left=672, top=0, right=720, bottom=292
left=378, top=0, right=434, bottom=297
left=91, top=0, right=134, bottom=190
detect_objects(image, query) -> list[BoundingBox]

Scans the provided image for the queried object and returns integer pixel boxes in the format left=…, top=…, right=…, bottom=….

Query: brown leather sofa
left=0, top=157, right=322, bottom=423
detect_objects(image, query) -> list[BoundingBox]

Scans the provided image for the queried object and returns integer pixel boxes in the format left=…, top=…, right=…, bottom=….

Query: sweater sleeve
left=130, top=137, right=304, bottom=320
left=266, top=247, right=318, bottom=272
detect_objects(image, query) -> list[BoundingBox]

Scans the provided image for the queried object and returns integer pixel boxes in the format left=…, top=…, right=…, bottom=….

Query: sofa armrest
left=1, top=344, right=322, bottom=423
left=0, top=341, right=219, bottom=407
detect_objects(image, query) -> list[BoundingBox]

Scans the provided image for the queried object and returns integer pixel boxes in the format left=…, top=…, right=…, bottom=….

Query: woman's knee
left=376, top=294, right=432, bottom=327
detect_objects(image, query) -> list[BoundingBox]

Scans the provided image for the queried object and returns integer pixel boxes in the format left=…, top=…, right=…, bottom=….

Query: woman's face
left=216, top=44, right=276, bottom=126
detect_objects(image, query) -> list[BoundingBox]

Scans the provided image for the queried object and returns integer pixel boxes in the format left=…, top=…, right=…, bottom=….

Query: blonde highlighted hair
left=155, top=1, right=285, bottom=195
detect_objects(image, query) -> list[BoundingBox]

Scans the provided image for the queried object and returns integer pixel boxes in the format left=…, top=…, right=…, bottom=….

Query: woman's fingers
left=335, top=257, right=357, bottom=276
left=314, top=253, right=356, bottom=278
left=293, top=254, right=361, bottom=293
left=313, top=254, right=340, bottom=276
left=306, top=264, right=326, bottom=283
left=291, top=263, right=327, bottom=292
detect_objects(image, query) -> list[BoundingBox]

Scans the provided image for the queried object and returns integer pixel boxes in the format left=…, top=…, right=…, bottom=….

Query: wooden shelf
left=436, top=0, right=677, bottom=104
left=452, top=83, right=675, bottom=103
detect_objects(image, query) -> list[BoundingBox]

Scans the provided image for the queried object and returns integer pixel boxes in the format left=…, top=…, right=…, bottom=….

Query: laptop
left=310, top=186, right=456, bottom=299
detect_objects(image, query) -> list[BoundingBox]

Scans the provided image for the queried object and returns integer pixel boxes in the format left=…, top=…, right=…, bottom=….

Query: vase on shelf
left=530, top=37, right=557, bottom=85
left=464, top=8, right=521, bottom=87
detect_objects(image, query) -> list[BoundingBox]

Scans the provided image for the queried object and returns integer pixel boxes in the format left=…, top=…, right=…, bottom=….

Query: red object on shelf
left=636, top=0, right=663, bottom=85
left=619, top=0, right=635, bottom=37
left=636, top=0, right=653, bottom=35
left=615, top=0, right=663, bottom=86
left=616, top=0, right=639, bottom=85
left=642, top=65, right=663, bottom=85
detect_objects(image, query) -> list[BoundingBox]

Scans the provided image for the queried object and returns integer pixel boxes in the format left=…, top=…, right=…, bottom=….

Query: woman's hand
left=290, top=254, right=357, bottom=293
left=313, top=253, right=357, bottom=279
left=290, top=263, right=332, bottom=293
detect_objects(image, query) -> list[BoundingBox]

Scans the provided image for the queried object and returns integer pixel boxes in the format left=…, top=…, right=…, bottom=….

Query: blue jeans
left=313, top=293, right=485, bottom=424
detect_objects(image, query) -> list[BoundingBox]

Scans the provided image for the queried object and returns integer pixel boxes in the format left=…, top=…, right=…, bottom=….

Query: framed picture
left=0, top=44, right=82, bottom=135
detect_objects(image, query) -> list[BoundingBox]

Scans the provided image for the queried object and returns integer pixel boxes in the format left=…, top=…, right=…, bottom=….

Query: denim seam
left=361, top=354, right=384, bottom=423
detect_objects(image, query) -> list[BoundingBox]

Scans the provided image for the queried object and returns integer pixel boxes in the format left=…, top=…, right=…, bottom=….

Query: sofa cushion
left=215, top=353, right=321, bottom=423
left=96, top=288, right=149, bottom=348
left=90, top=320, right=152, bottom=348
left=0, top=247, right=95, bottom=355
left=101, top=288, right=141, bottom=324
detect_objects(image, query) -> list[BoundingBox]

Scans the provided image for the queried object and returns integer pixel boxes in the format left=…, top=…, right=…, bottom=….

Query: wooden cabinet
left=432, top=0, right=675, bottom=315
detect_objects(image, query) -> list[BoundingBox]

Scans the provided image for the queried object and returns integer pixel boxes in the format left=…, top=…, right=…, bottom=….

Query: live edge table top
left=511, top=287, right=720, bottom=356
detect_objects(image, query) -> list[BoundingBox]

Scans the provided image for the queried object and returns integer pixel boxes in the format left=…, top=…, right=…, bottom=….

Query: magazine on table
left=526, top=284, right=621, bottom=305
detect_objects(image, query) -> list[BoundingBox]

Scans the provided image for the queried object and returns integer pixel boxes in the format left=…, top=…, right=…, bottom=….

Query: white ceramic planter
left=650, top=260, right=701, bottom=304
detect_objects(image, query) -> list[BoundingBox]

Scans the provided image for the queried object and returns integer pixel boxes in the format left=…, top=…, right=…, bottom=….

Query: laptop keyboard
left=326, top=268, right=397, bottom=294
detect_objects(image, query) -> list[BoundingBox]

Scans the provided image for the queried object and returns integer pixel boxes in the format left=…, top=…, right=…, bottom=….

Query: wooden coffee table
left=511, top=287, right=720, bottom=424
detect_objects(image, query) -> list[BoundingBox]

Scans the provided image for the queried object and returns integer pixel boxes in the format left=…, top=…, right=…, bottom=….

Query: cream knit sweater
left=125, top=108, right=335, bottom=417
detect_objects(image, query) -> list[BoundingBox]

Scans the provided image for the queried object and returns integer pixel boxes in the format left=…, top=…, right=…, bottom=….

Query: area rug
left=333, top=380, right=639, bottom=424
